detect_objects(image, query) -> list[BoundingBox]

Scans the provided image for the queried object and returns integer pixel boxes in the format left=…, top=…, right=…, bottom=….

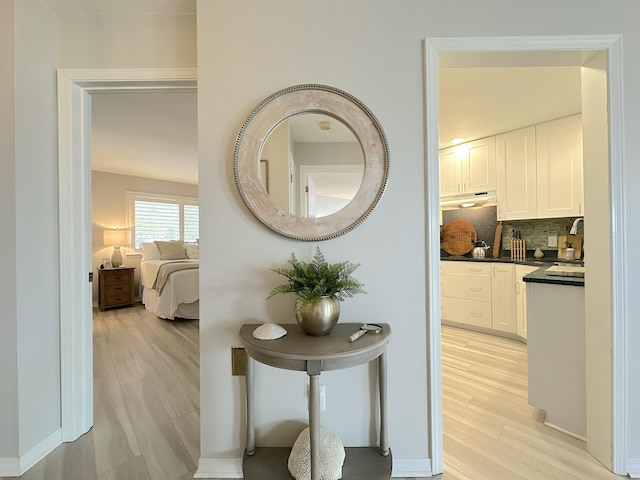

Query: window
left=127, top=192, right=199, bottom=249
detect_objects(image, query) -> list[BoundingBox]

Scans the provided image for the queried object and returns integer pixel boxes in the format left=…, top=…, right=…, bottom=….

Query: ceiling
left=438, top=66, right=582, bottom=148
left=91, top=91, right=198, bottom=185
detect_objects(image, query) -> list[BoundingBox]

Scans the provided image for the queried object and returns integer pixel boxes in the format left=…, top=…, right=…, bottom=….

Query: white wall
left=196, top=0, right=640, bottom=477
left=14, top=0, right=60, bottom=458
left=91, top=171, right=198, bottom=302
left=57, top=14, right=196, bottom=69
left=196, top=1, right=429, bottom=475
left=0, top=0, right=19, bottom=461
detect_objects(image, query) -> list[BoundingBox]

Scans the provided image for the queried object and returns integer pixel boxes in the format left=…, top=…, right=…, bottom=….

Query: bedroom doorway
left=425, top=36, right=626, bottom=475
left=57, top=68, right=198, bottom=442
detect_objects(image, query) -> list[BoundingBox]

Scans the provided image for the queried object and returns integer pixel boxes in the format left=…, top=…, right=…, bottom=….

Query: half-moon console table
left=239, top=323, right=392, bottom=480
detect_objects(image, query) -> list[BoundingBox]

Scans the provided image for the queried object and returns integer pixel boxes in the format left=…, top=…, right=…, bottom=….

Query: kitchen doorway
left=425, top=36, right=626, bottom=475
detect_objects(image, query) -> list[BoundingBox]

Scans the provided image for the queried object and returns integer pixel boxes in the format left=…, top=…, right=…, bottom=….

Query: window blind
left=128, top=192, right=200, bottom=250
left=184, top=204, right=200, bottom=243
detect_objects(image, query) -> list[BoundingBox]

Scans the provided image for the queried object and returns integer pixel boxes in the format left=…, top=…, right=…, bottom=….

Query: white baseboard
left=628, top=457, right=640, bottom=478
left=391, top=457, right=433, bottom=477
left=194, top=458, right=243, bottom=478
left=194, top=456, right=433, bottom=479
left=542, top=419, right=586, bottom=443
left=0, top=428, right=62, bottom=477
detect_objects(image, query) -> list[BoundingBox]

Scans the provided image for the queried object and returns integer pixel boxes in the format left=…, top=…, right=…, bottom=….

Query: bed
left=140, top=241, right=199, bottom=320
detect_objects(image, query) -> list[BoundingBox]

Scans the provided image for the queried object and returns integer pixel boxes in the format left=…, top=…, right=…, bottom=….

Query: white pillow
left=184, top=243, right=199, bottom=259
left=155, top=240, right=187, bottom=260
left=140, top=242, right=161, bottom=261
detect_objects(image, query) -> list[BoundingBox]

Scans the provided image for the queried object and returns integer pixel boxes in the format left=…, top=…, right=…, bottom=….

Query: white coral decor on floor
left=288, top=426, right=345, bottom=480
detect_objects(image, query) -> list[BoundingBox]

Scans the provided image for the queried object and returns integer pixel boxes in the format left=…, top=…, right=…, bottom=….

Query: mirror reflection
left=259, top=113, right=364, bottom=218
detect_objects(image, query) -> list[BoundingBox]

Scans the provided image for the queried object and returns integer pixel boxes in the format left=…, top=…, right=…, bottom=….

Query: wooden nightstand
left=98, top=267, right=135, bottom=311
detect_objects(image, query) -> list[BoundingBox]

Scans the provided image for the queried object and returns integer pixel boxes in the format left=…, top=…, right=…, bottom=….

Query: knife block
left=511, top=239, right=526, bottom=262
left=558, top=235, right=582, bottom=260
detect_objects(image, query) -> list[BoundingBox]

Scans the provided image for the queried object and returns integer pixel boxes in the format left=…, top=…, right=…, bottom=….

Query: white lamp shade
left=103, top=229, right=129, bottom=246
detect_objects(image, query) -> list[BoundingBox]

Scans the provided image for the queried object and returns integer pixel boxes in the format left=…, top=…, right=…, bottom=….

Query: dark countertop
left=440, top=254, right=585, bottom=286
left=522, top=267, right=584, bottom=287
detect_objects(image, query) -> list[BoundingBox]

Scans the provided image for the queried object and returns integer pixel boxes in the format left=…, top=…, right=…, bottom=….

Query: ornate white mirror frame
left=234, top=84, right=389, bottom=241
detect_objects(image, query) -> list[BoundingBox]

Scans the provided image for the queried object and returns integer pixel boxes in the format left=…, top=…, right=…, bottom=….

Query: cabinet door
left=465, top=137, right=496, bottom=194
left=441, top=297, right=492, bottom=329
left=439, top=146, right=461, bottom=197
left=536, top=114, right=584, bottom=218
left=515, top=265, right=539, bottom=339
left=496, top=126, right=537, bottom=220
left=491, top=263, right=516, bottom=333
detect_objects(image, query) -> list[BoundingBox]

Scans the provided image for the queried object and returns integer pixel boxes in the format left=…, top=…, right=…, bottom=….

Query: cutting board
left=558, top=235, right=583, bottom=260
left=440, top=220, right=477, bottom=256
left=492, top=221, right=503, bottom=258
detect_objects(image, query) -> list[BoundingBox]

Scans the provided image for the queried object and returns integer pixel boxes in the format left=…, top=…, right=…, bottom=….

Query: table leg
left=379, top=351, right=389, bottom=456
left=246, top=356, right=255, bottom=456
left=309, top=373, right=320, bottom=480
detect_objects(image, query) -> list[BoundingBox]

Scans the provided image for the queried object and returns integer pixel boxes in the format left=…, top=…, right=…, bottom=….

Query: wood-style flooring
left=1, top=308, right=623, bottom=479
left=430, top=326, right=622, bottom=480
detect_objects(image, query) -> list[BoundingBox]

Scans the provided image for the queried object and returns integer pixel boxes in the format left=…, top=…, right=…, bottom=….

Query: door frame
left=424, top=36, right=626, bottom=475
left=57, top=68, right=197, bottom=441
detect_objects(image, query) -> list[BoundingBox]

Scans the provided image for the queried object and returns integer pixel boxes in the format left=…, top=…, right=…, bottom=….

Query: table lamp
left=103, top=228, right=129, bottom=267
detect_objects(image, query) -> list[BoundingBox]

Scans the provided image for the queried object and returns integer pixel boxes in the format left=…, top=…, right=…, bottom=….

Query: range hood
left=440, top=191, right=497, bottom=209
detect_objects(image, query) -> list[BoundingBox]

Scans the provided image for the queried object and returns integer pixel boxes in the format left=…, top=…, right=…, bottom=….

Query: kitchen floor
left=431, top=325, right=622, bottom=480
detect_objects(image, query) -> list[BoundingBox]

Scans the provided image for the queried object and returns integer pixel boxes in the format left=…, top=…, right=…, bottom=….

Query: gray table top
left=239, top=323, right=391, bottom=373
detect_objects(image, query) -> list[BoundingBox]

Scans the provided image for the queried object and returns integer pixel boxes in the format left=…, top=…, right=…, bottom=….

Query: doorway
left=425, top=36, right=626, bottom=475
left=57, top=68, right=197, bottom=442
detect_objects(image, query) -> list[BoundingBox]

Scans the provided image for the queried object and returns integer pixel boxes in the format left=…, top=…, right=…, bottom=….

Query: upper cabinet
left=496, top=114, right=583, bottom=221
left=495, top=126, right=537, bottom=220
left=535, top=114, right=584, bottom=218
left=440, top=137, right=496, bottom=198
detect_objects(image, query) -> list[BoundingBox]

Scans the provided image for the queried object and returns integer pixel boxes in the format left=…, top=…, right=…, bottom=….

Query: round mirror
left=261, top=113, right=364, bottom=218
left=234, top=84, right=389, bottom=241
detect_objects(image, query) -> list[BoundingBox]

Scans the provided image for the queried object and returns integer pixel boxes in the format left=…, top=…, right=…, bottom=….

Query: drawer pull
left=470, top=287, right=482, bottom=292
left=470, top=268, right=483, bottom=272
left=470, top=312, right=483, bottom=317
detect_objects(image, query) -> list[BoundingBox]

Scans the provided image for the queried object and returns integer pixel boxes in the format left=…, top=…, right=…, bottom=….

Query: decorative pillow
left=184, top=243, right=199, bottom=259
left=140, top=242, right=161, bottom=261
left=155, top=240, right=187, bottom=260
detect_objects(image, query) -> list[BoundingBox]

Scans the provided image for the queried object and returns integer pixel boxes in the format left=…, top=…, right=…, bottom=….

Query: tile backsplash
left=441, top=205, right=583, bottom=257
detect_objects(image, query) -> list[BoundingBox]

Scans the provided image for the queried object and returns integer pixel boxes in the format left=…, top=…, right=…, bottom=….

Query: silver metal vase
left=295, top=296, right=340, bottom=336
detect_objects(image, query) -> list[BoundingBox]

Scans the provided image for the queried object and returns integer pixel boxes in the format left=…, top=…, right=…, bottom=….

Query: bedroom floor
left=2, top=308, right=621, bottom=479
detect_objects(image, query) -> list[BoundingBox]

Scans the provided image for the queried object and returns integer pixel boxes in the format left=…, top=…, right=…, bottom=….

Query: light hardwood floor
left=1, top=308, right=624, bottom=479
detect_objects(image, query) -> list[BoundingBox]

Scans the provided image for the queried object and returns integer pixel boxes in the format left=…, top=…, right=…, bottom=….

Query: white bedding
left=141, top=259, right=199, bottom=320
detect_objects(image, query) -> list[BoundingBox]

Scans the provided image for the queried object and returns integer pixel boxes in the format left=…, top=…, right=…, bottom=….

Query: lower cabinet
left=515, top=265, right=540, bottom=339
left=441, top=262, right=492, bottom=329
left=442, top=260, right=531, bottom=339
left=491, top=263, right=516, bottom=334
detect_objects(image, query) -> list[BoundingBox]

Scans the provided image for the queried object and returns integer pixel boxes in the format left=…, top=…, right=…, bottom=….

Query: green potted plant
left=267, top=247, right=366, bottom=336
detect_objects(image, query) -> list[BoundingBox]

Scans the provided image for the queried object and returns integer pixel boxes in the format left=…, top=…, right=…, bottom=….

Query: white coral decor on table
left=288, top=426, right=345, bottom=480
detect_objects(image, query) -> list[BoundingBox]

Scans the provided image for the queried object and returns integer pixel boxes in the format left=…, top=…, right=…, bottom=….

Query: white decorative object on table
left=252, top=323, right=287, bottom=340
left=288, top=426, right=345, bottom=480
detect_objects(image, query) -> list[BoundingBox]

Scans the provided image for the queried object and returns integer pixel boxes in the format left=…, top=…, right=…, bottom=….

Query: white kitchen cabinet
left=496, top=126, right=537, bottom=220
left=515, top=265, right=540, bottom=339
left=496, top=114, right=583, bottom=220
left=536, top=114, right=584, bottom=218
left=439, top=137, right=496, bottom=198
left=491, top=263, right=516, bottom=334
left=440, top=261, right=492, bottom=329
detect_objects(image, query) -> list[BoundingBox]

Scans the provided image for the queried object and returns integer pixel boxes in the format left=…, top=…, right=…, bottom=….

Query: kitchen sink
left=545, top=265, right=585, bottom=277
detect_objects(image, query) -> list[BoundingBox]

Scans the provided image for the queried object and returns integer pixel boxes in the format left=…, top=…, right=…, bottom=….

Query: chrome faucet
left=570, top=217, right=583, bottom=235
